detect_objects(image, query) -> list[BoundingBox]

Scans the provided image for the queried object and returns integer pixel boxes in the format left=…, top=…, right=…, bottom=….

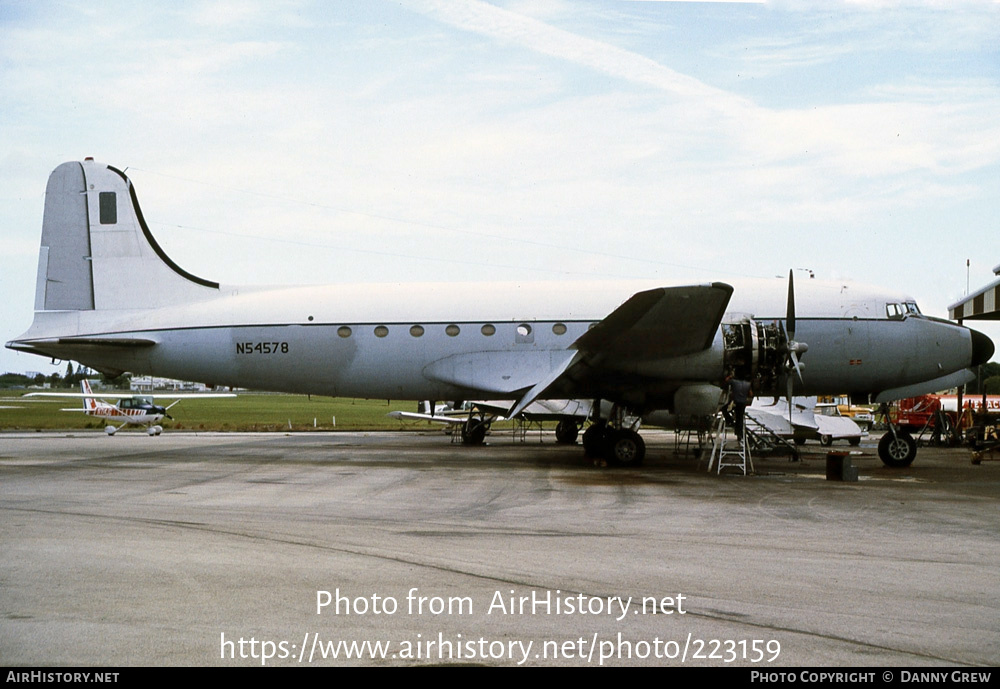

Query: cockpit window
left=887, top=302, right=921, bottom=319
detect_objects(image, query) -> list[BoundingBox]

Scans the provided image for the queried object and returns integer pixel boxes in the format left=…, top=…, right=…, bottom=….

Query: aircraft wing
left=25, top=392, right=237, bottom=399
left=749, top=397, right=819, bottom=431
left=390, top=399, right=592, bottom=424
left=469, top=398, right=592, bottom=420
left=387, top=411, right=468, bottom=425
left=508, top=283, right=733, bottom=417
left=745, top=407, right=796, bottom=437
left=572, top=283, right=733, bottom=360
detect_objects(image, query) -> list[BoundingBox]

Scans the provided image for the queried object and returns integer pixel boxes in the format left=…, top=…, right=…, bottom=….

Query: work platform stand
left=707, top=413, right=754, bottom=475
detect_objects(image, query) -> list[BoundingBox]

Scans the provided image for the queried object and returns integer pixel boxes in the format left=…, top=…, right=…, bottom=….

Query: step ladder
left=707, top=413, right=754, bottom=475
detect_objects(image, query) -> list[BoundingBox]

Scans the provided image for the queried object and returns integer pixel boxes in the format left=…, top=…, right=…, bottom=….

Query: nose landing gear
left=877, top=403, right=916, bottom=467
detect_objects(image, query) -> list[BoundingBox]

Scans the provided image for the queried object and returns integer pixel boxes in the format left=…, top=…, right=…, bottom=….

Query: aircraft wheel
left=582, top=422, right=607, bottom=457
left=555, top=419, right=579, bottom=444
left=153, top=426, right=163, bottom=435
left=794, top=437, right=806, bottom=446
left=878, top=431, right=916, bottom=468
left=105, top=426, right=117, bottom=436
left=461, top=417, right=488, bottom=445
left=604, top=429, right=645, bottom=467
left=820, top=434, right=833, bottom=447
left=848, top=436, right=861, bottom=446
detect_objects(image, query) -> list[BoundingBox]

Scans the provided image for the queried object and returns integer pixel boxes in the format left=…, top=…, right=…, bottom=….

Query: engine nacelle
left=672, top=383, right=724, bottom=417
left=721, top=317, right=787, bottom=397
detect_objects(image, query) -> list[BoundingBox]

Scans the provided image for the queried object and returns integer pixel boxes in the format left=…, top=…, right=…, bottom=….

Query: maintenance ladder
left=707, top=413, right=754, bottom=475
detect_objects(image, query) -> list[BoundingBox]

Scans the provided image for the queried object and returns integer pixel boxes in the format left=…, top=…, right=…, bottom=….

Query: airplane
left=746, top=397, right=864, bottom=447
left=6, top=159, right=995, bottom=467
left=389, top=399, right=593, bottom=444
left=24, top=379, right=235, bottom=435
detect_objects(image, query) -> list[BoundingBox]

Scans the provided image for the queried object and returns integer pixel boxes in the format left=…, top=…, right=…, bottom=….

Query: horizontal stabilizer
left=6, top=336, right=156, bottom=358
left=56, top=337, right=156, bottom=347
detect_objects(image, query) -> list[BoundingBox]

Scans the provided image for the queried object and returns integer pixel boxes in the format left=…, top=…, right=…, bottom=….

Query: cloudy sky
left=1, top=0, right=998, bottom=375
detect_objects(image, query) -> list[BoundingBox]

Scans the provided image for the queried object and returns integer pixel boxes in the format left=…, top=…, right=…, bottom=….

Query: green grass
left=0, top=391, right=453, bottom=432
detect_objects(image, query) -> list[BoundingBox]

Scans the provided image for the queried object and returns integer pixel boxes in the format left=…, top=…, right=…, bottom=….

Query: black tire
left=555, top=419, right=579, bottom=444
left=582, top=423, right=606, bottom=457
left=878, top=431, right=916, bottom=468
left=604, top=429, right=645, bottom=467
left=461, top=417, right=488, bottom=445
left=848, top=436, right=861, bottom=446
left=820, top=434, right=833, bottom=447
left=794, top=437, right=806, bottom=446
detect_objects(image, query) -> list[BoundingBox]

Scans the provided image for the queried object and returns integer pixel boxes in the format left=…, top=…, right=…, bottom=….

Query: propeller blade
left=786, top=376, right=794, bottom=426
left=790, top=350, right=804, bottom=383
left=786, top=269, right=796, bottom=342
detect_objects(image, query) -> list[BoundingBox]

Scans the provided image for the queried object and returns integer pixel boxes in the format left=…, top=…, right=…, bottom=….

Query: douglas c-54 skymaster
left=7, top=160, right=994, bottom=466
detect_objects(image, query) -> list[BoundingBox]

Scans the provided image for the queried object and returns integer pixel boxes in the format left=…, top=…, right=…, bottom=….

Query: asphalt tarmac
left=1, top=429, right=997, bottom=667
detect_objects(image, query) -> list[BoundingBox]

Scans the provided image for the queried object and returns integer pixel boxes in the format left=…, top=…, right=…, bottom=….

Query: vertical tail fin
left=81, top=379, right=98, bottom=412
left=35, top=159, right=220, bottom=311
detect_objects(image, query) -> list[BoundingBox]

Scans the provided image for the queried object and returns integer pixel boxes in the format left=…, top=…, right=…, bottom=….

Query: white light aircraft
left=25, top=379, right=236, bottom=435
left=389, top=399, right=593, bottom=445
left=6, top=160, right=994, bottom=465
left=746, top=397, right=864, bottom=447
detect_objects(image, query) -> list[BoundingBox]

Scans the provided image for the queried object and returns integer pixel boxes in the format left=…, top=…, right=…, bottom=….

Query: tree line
left=0, top=363, right=131, bottom=390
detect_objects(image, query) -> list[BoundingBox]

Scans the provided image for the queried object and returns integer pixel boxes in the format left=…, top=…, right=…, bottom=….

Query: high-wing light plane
left=746, top=397, right=865, bottom=447
left=25, top=379, right=236, bottom=435
left=6, top=160, right=995, bottom=466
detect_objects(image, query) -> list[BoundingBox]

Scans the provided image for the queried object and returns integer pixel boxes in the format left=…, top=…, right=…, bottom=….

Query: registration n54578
left=236, top=342, right=289, bottom=354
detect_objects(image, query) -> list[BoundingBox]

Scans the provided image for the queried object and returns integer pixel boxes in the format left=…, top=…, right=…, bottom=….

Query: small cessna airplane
left=6, top=160, right=994, bottom=466
left=746, top=397, right=865, bottom=448
left=25, top=379, right=235, bottom=435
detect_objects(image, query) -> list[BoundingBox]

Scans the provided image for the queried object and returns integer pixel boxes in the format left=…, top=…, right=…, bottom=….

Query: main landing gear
left=582, top=406, right=646, bottom=467
left=555, top=419, right=580, bottom=444
left=460, top=409, right=492, bottom=445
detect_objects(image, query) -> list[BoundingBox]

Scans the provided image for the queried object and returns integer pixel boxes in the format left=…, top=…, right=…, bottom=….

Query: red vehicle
left=893, top=394, right=1000, bottom=433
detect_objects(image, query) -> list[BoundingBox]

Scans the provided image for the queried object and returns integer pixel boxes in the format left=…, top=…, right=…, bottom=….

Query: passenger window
left=481, top=324, right=495, bottom=337
left=516, top=323, right=533, bottom=344
left=552, top=323, right=567, bottom=335
left=409, top=325, right=424, bottom=337
left=337, top=326, right=352, bottom=338
left=446, top=324, right=460, bottom=337
left=374, top=326, right=389, bottom=338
